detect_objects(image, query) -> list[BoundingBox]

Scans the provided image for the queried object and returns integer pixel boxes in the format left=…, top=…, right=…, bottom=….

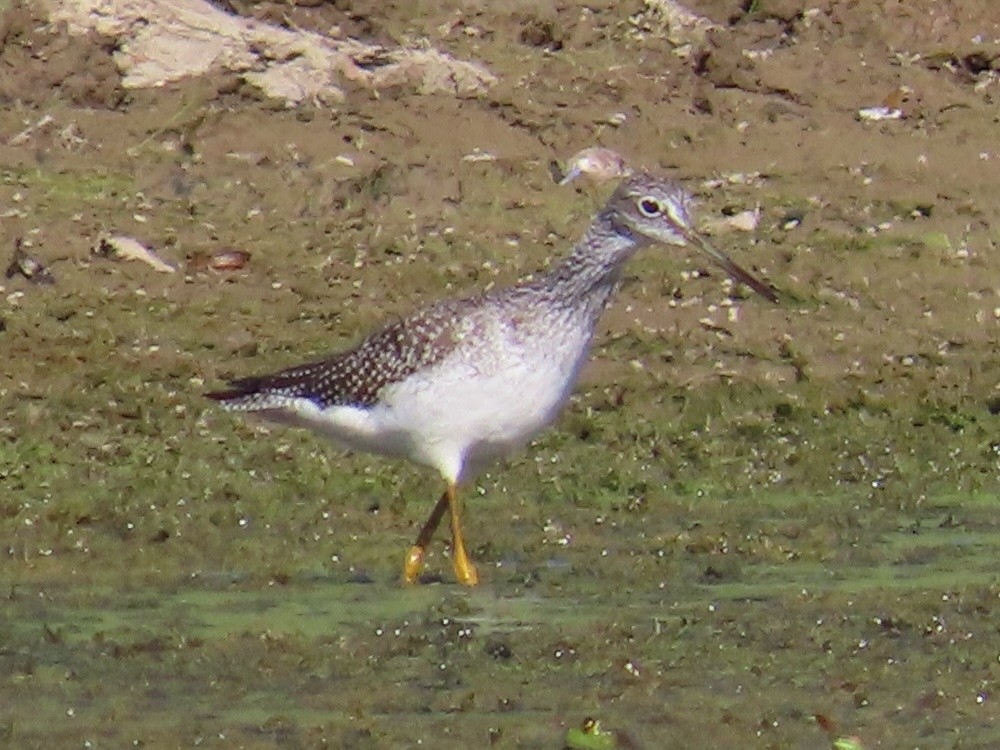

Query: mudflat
left=2, top=1, right=999, bottom=747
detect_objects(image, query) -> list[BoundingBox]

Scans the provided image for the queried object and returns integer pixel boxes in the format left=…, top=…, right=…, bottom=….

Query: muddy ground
left=2, top=0, right=1000, bottom=747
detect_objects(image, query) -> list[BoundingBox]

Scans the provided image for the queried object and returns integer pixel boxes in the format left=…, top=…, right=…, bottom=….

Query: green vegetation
left=4, top=3, right=1000, bottom=744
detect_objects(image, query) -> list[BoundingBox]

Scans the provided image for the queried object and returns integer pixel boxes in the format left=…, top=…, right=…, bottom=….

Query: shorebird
left=207, top=172, right=777, bottom=586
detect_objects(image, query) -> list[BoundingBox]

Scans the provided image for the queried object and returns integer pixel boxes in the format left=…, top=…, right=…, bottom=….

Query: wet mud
left=3, top=0, right=1000, bottom=747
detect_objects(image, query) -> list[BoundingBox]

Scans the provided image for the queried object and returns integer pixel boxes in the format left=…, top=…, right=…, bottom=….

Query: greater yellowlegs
left=207, top=172, right=777, bottom=586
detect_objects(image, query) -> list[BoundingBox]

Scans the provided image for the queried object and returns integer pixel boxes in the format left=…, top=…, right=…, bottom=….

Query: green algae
left=4, top=5, right=1000, bottom=747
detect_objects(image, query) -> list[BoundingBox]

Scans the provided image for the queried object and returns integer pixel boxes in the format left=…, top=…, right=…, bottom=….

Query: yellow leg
left=402, top=482, right=479, bottom=587
left=404, top=489, right=449, bottom=584
left=445, top=482, right=479, bottom=587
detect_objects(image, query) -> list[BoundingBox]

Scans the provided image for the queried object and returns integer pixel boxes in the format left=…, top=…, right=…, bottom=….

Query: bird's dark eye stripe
left=639, top=198, right=660, bottom=216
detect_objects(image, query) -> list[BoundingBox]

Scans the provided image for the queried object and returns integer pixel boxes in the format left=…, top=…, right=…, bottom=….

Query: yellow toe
left=403, top=545, right=425, bottom=584
left=454, top=552, right=479, bottom=587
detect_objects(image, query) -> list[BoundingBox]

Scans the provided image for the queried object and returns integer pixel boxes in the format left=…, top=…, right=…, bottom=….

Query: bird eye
left=638, top=197, right=661, bottom=217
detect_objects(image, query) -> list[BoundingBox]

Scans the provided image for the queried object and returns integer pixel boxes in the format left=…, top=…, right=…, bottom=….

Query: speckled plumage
left=209, top=302, right=468, bottom=409
left=208, top=172, right=777, bottom=585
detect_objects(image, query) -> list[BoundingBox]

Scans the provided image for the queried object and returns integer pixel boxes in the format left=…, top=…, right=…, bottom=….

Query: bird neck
left=535, top=209, right=648, bottom=314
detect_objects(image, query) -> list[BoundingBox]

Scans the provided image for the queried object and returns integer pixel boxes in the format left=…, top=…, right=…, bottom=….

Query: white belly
left=381, top=342, right=586, bottom=479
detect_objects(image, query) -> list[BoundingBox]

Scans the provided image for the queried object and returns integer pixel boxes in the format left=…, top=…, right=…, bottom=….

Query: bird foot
left=403, top=545, right=425, bottom=584
left=453, top=550, right=479, bottom=587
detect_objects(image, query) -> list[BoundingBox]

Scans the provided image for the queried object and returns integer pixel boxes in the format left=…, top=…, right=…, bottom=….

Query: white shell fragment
left=461, top=150, right=498, bottom=163
left=93, top=235, right=176, bottom=273
left=559, top=147, right=631, bottom=185
left=724, top=208, right=760, bottom=232
left=8, top=114, right=55, bottom=146
left=857, top=106, right=903, bottom=121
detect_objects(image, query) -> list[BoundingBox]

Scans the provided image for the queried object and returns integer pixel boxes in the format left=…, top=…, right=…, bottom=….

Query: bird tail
left=205, top=375, right=286, bottom=411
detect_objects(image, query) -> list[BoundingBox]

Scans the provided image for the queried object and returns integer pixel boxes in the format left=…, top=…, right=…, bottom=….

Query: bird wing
left=207, top=302, right=466, bottom=410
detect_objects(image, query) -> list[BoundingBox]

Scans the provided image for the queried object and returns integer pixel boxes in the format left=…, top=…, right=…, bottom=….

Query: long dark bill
left=683, top=227, right=779, bottom=303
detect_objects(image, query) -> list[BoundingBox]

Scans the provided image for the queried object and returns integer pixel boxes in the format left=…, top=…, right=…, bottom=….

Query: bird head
left=609, top=173, right=778, bottom=303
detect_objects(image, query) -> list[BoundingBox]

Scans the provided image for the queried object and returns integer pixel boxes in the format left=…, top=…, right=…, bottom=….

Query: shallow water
left=7, top=488, right=1000, bottom=747
left=4, top=0, right=1000, bottom=747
